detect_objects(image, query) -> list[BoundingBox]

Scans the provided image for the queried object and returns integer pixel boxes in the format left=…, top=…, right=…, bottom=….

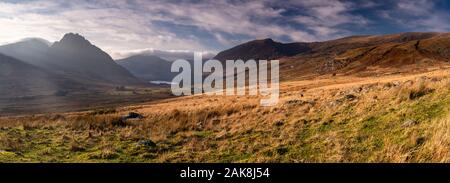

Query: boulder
left=122, top=112, right=144, bottom=120
left=138, top=140, right=156, bottom=148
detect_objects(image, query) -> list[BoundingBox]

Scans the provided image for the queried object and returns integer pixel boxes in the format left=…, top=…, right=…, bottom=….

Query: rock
left=138, top=140, right=156, bottom=148
left=402, top=119, right=419, bottom=127
left=344, top=94, right=357, bottom=101
left=122, top=112, right=144, bottom=120
left=286, top=99, right=300, bottom=105
left=329, top=100, right=343, bottom=107
left=330, top=94, right=357, bottom=107
left=351, top=87, right=363, bottom=93
left=365, top=84, right=377, bottom=91
left=285, top=99, right=315, bottom=106
left=196, top=122, right=204, bottom=130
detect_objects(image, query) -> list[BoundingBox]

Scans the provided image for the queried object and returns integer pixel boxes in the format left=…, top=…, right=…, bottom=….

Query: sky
left=0, top=0, right=450, bottom=59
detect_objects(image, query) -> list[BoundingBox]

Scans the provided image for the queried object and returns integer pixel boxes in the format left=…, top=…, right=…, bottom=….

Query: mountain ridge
left=116, top=54, right=176, bottom=81
left=212, top=32, right=450, bottom=80
left=213, top=38, right=311, bottom=61
left=0, top=33, right=142, bottom=85
left=0, top=53, right=83, bottom=98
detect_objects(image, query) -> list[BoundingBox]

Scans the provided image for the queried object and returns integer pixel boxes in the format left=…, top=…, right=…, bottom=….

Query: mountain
left=213, top=38, right=311, bottom=61
left=317, top=32, right=449, bottom=72
left=213, top=32, right=450, bottom=80
left=47, top=33, right=142, bottom=85
left=116, top=55, right=176, bottom=81
left=282, top=32, right=450, bottom=77
left=0, top=53, right=81, bottom=98
left=0, top=38, right=51, bottom=68
left=0, top=33, right=142, bottom=85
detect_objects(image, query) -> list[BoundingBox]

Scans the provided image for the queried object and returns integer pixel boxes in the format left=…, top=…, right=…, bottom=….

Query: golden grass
left=0, top=69, right=449, bottom=162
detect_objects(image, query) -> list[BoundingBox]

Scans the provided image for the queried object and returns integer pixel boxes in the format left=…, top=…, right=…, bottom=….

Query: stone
left=122, top=112, right=144, bottom=120
left=344, top=94, right=357, bottom=101
left=402, top=119, right=419, bottom=127
left=138, top=140, right=156, bottom=148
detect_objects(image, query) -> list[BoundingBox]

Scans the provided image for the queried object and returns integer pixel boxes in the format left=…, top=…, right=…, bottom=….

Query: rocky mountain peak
left=54, top=33, right=92, bottom=48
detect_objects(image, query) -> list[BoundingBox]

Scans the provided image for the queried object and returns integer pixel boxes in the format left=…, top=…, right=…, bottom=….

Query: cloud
left=379, top=0, right=450, bottom=32
left=0, top=0, right=320, bottom=58
left=290, top=0, right=370, bottom=39
left=137, top=0, right=317, bottom=41
left=0, top=0, right=213, bottom=58
left=113, top=48, right=216, bottom=61
left=0, top=0, right=449, bottom=59
left=396, top=0, right=433, bottom=15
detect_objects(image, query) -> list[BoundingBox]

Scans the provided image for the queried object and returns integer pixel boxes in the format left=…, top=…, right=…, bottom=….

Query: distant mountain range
left=0, top=33, right=141, bottom=85
left=1, top=31, right=449, bottom=99
left=116, top=55, right=176, bottom=81
left=213, top=32, right=450, bottom=79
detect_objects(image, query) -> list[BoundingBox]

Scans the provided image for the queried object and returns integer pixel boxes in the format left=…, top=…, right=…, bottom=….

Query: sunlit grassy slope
left=0, top=69, right=449, bottom=162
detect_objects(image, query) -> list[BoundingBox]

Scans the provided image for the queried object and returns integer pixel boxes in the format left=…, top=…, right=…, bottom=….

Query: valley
left=0, top=86, right=172, bottom=116
left=0, top=32, right=449, bottom=162
left=0, top=68, right=449, bottom=162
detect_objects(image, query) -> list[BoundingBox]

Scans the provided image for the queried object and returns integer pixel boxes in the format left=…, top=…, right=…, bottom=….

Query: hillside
left=0, top=68, right=448, bottom=162
left=214, top=38, right=310, bottom=61
left=283, top=33, right=450, bottom=79
left=0, top=38, right=51, bottom=68
left=0, top=53, right=82, bottom=98
left=213, top=32, right=450, bottom=80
